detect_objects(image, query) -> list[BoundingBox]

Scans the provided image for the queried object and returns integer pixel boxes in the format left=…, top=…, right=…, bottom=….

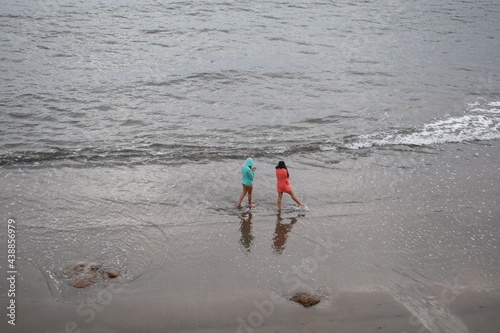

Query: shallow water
left=2, top=142, right=499, bottom=331
left=2, top=133, right=500, bottom=331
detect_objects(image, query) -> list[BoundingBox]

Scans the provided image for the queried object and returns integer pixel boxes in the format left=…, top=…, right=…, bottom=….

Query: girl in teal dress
left=237, top=157, right=256, bottom=208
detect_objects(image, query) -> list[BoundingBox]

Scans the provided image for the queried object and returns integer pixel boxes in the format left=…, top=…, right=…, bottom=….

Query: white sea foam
left=345, top=101, right=500, bottom=149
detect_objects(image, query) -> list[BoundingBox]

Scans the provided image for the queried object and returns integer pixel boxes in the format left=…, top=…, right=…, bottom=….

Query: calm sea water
left=1, top=0, right=499, bottom=166
left=1, top=1, right=500, bottom=332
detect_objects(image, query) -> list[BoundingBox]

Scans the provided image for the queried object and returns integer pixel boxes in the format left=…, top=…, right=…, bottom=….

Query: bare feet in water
left=237, top=203, right=257, bottom=208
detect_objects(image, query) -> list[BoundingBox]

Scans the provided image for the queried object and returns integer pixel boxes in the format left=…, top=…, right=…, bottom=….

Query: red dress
left=276, top=168, right=292, bottom=193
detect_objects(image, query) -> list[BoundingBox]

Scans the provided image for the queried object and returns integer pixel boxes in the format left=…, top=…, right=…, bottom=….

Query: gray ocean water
left=1, top=0, right=499, bottom=166
left=1, top=1, right=500, bottom=332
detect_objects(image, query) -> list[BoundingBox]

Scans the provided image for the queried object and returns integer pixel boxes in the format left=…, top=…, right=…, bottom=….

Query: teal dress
left=241, top=157, right=255, bottom=185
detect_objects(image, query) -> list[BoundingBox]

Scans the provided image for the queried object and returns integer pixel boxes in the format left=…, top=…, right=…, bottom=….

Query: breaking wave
left=2, top=100, right=499, bottom=167
left=343, top=100, right=500, bottom=150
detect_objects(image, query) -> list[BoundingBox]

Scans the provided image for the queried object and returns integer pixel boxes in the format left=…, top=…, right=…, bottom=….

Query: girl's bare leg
left=247, top=185, right=256, bottom=207
left=287, top=190, right=305, bottom=206
left=237, top=185, right=248, bottom=207
left=277, top=192, right=283, bottom=211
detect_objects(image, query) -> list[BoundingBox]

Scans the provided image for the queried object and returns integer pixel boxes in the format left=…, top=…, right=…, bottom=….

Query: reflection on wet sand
left=239, top=212, right=254, bottom=254
left=272, top=213, right=298, bottom=254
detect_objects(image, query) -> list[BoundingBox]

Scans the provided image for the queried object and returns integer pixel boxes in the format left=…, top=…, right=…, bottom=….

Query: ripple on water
left=27, top=222, right=168, bottom=304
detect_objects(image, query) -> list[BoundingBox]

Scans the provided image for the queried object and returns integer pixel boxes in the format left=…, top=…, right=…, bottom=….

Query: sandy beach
left=2, top=142, right=500, bottom=333
left=8, top=259, right=500, bottom=332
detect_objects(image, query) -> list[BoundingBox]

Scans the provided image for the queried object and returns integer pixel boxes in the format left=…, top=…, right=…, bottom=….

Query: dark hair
left=275, top=161, right=289, bottom=178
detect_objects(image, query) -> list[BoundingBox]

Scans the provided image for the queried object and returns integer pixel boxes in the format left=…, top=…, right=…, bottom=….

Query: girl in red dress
left=275, top=161, right=305, bottom=210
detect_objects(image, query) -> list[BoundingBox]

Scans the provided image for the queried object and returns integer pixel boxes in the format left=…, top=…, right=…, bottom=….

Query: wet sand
left=7, top=259, right=500, bottom=333
left=1, top=143, right=500, bottom=332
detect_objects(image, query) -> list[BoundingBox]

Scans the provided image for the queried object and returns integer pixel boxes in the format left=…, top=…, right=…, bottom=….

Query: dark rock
left=103, top=268, right=122, bottom=279
left=290, top=292, right=323, bottom=307
left=89, top=263, right=101, bottom=272
left=71, top=275, right=97, bottom=288
left=61, top=263, right=122, bottom=288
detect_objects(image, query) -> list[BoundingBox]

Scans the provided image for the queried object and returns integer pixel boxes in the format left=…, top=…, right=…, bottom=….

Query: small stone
left=89, top=263, right=102, bottom=272
left=70, top=263, right=86, bottom=273
left=71, top=275, right=96, bottom=288
left=103, top=268, right=122, bottom=279
left=290, top=292, right=322, bottom=307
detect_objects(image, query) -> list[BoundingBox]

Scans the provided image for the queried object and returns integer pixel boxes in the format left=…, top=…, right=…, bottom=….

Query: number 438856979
left=7, top=219, right=16, bottom=269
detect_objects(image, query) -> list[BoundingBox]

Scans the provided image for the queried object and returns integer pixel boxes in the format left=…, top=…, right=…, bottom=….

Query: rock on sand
left=290, top=292, right=323, bottom=307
